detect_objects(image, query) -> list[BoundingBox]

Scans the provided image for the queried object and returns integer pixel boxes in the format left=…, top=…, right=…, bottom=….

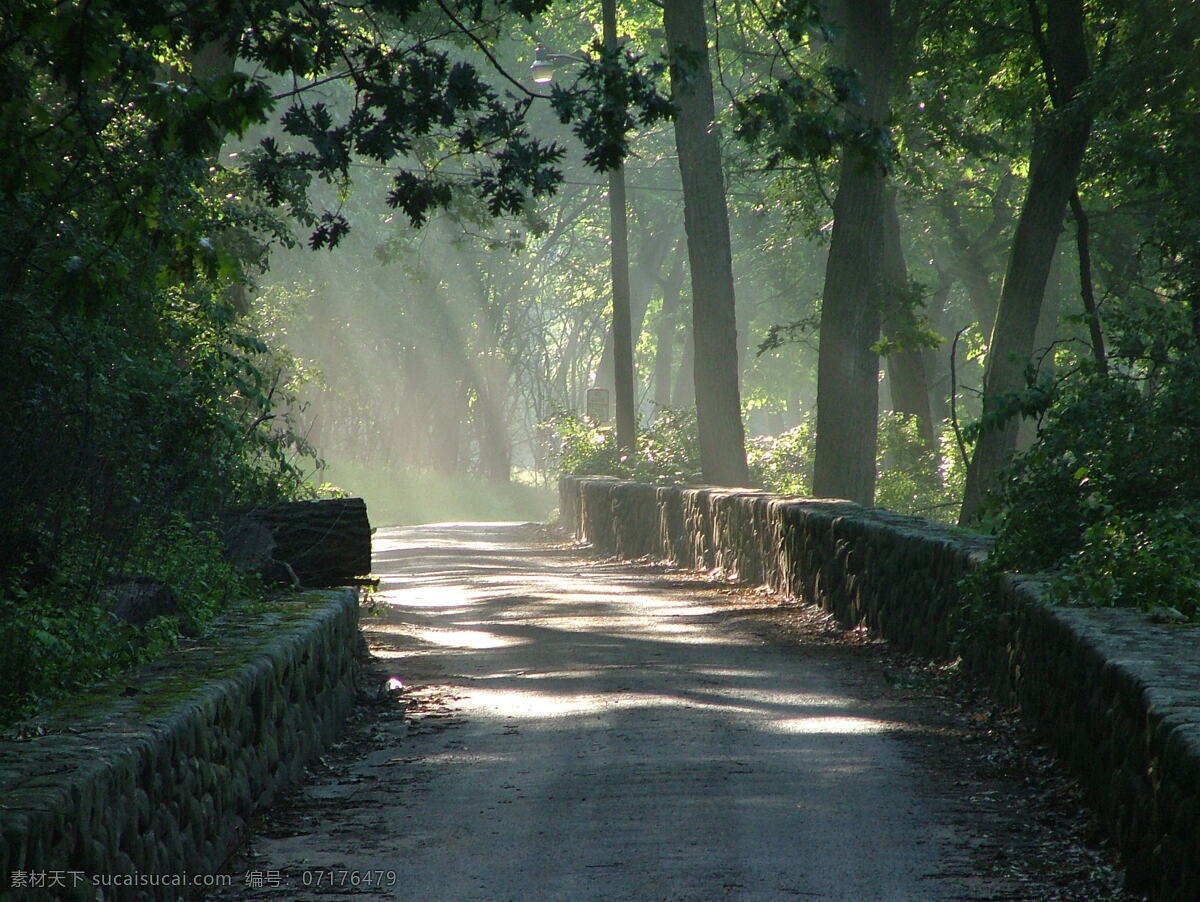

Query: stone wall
left=561, top=475, right=1200, bottom=902
left=0, top=590, right=361, bottom=901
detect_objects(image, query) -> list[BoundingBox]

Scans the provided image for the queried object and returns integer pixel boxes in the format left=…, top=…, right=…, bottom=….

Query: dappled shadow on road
left=209, top=522, right=1135, bottom=902
left=338, top=524, right=974, bottom=901
left=368, top=526, right=913, bottom=733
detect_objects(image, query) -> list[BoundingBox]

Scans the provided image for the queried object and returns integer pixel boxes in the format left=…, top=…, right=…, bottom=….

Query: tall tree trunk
left=959, top=0, right=1092, bottom=523
left=812, top=0, right=892, bottom=506
left=413, top=286, right=474, bottom=474
left=950, top=246, right=1000, bottom=334
left=1069, top=190, right=1108, bottom=374
left=476, top=354, right=512, bottom=481
left=881, top=189, right=936, bottom=447
left=662, top=0, right=749, bottom=486
left=1016, top=234, right=1065, bottom=450
left=940, top=171, right=1017, bottom=331
left=922, top=265, right=955, bottom=424
left=607, top=162, right=637, bottom=451
left=594, top=225, right=672, bottom=394
left=602, top=0, right=636, bottom=452
left=653, top=248, right=686, bottom=409
left=673, top=319, right=696, bottom=407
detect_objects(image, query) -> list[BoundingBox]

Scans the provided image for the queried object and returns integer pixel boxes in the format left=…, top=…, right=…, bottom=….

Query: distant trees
left=666, top=0, right=1200, bottom=530
left=9, top=0, right=1188, bottom=545
left=239, top=0, right=1200, bottom=544
left=0, top=0, right=678, bottom=719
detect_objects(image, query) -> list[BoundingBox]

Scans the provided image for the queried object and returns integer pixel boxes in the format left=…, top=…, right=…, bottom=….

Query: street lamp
left=530, top=44, right=587, bottom=85
left=532, top=1, right=637, bottom=455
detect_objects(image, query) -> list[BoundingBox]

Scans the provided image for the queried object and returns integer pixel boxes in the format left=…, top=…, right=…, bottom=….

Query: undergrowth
left=0, top=520, right=271, bottom=728
left=548, top=407, right=965, bottom=523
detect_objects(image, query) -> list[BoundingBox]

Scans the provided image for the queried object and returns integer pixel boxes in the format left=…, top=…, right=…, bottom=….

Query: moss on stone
left=1, top=588, right=359, bottom=902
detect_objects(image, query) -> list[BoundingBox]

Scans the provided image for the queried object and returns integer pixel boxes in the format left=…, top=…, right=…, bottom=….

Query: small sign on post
left=586, top=387, right=610, bottom=424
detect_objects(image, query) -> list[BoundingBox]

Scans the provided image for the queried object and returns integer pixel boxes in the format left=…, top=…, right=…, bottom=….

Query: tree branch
left=431, top=0, right=550, bottom=100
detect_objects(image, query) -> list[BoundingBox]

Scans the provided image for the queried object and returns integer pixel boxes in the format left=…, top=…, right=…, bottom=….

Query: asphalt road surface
left=209, top=522, right=1123, bottom=901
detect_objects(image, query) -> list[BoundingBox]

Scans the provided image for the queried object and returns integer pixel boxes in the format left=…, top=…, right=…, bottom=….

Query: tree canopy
left=4, top=0, right=1200, bottom=724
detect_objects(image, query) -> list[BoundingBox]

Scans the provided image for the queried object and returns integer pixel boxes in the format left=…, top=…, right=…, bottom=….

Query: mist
left=226, top=39, right=815, bottom=527
left=228, top=7, right=1093, bottom=528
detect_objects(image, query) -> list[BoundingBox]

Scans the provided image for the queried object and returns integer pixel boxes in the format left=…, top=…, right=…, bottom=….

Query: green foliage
left=548, top=407, right=703, bottom=486
left=126, top=517, right=257, bottom=632
left=1049, top=506, right=1200, bottom=621
left=760, top=279, right=941, bottom=360
left=874, top=279, right=944, bottom=357
left=552, top=407, right=963, bottom=523
left=875, top=414, right=965, bottom=522
left=731, top=0, right=895, bottom=174
left=964, top=360, right=1058, bottom=448
left=548, top=42, right=674, bottom=173
left=0, top=0, right=681, bottom=726
left=748, top=412, right=964, bottom=519
left=748, top=420, right=816, bottom=495
left=984, top=306, right=1200, bottom=621
left=0, top=519, right=256, bottom=726
left=1, top=0, right=668, bottom=263
left=549, top=411, right=626, bottom=478
left=757, top=314, right=821, bottom=356
left=628, top=408, right=705, bottom=485
left=0, top=584, right=131, bottom=725
left=0, top=282, right=315, bottom=585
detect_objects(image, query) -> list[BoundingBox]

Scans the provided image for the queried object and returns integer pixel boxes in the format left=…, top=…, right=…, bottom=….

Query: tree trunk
left=428, top=378, right=466, bottom=474
left=922, top=266, right=955, bottom=424
left=1016, top=234, right=1065, bottom=450
left=939, top=170, right=1017, bottom=332
left=594, top=225, right=672, bottom=394
left=598, top=0, right=636, bottom=451
left=1069, top=190, right=1108, bottom=374
left=653, top=248, right=686, bottom=409
left=476, top=355, right=512, bottom=481
left=959, top=0, right=1092, bottom=523
left=881, top=189, right=935, bottom=447
left=812, top=0, right=892, bottom=506
left=662, top=0, right=750, bottom=486
left=608, top=161, right=637, bottom=451
left=673, top=319, right=696, bottom=408
left=414, top=287, right=472, bottom=474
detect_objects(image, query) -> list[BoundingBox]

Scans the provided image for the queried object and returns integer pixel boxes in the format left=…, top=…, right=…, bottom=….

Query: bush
left=1049, top=505, right=1200, bottom=620
left=0, top=519, right=259, bottom=726
left=547, top=407, right=702, bottom=485
left=628, top=407, right=704, bottom=485
left=553, top=406, right=965, bottom=523
left=747, top=418, right=815, bottom=495
left=983, top=325, right=1200, bottom=621
left=875, top=414, right=966, bottom=522
left=547, top=411, right=627, bottom=478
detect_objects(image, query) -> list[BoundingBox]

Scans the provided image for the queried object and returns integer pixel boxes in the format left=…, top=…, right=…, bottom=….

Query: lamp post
left=532, top=2, right=637, bottom=455
left=530, top=45, right=587, bottom=84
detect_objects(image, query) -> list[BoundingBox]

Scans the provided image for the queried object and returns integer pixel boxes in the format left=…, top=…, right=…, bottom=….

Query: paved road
left=215, top=522, right=1021, bottom=901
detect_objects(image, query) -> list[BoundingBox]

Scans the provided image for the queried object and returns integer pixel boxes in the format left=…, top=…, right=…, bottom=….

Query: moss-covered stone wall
left=561, top=475, right=1200, bottom=902
left=0, top=590, right=360, bottom=901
